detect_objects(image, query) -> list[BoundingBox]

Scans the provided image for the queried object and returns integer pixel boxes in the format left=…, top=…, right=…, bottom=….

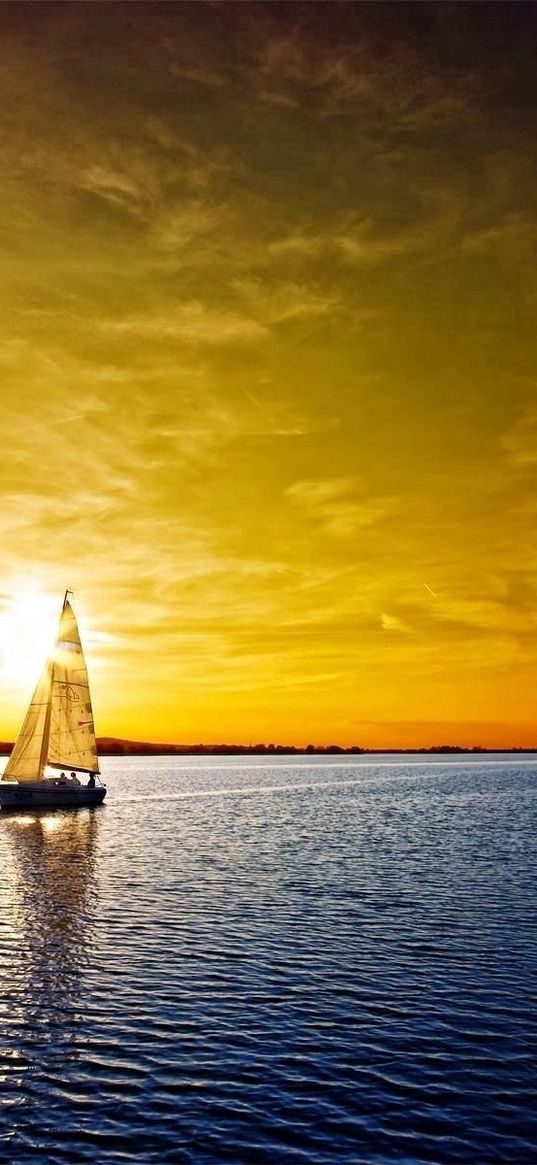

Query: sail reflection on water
left=0, top=809, right=100, bottom=1004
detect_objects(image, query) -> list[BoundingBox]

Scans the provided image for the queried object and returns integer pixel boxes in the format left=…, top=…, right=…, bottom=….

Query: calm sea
left=0, top=755, right=536, bottom=1164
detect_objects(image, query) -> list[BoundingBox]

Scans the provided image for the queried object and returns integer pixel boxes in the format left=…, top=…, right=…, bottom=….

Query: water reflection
left=0, top=809, right=100, bottom=1005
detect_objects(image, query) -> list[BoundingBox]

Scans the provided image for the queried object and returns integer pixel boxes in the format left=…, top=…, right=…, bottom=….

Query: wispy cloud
left=150, top=200, right=227, bottom=252
left=381, top=613, right=410, bottom=634
left=77, top=166, right=146, bottom=214
left=257, top=18, right=480, bottom=129
left=233, top=279, right=338, bottom=324
left=460, top=212, right=537, bottom=261
left=502, top=410, right=537, bottom=470
left=286, top=477, right=395, bottom=537
left=269, top=209, right=460, bottom=270
left=104, top=302, right=268, bottom=346
left=170, top=64, right=228, bottom=89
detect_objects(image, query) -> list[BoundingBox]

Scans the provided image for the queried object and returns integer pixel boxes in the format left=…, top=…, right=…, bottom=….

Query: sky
left=0, top=1, right=536, bottom=748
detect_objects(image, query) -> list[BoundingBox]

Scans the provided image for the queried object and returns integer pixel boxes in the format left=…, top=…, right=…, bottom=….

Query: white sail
left=2, top=661, right=53, bottom=782
left=2, top=594, right=99, bottom=783
left=47, top=599, right=100, bottom=774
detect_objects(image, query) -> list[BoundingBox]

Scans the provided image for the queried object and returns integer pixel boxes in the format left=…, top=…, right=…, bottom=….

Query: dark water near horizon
left=0, top=754, right=536, bottom=1164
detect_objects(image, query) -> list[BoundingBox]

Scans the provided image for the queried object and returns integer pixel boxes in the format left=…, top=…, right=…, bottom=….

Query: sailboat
left=0, top=591, right=106, bottom=809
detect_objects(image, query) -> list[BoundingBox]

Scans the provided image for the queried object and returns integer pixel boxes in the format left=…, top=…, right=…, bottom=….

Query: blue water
left=0, top=755, right=536, bottom=1163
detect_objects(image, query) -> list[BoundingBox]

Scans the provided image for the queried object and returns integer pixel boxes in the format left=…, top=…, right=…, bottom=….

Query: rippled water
left=0, top=755, right=536, bottom=1163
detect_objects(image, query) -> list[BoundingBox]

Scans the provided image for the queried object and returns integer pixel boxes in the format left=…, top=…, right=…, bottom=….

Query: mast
left=37, top=659, right=54, bottom=778
left=37, top=593, right=69, bottom=778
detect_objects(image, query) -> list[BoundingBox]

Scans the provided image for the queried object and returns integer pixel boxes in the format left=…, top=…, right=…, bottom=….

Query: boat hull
left=0, top=781, right=106, bottom=810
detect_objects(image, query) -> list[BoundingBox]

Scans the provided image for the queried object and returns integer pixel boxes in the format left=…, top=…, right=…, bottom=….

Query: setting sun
left=0, top=591, right=58, bottom=689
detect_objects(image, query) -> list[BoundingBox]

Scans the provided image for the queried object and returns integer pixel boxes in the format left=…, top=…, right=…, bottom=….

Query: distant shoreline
left=0, top=738, right=535, bottom=757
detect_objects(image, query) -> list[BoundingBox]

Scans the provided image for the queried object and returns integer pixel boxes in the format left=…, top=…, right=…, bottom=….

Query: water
left=0, top=755, right=536, bottom=1164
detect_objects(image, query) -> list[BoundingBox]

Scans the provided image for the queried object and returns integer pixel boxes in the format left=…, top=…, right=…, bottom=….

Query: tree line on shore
left=0, top=737, right=529, bottom=757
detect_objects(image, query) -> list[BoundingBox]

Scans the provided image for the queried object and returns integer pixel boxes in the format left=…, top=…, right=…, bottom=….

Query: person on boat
left=70, top=772, right=81, bottom=786
left=87, top=773, right=96, bottom=788
left=58, top=772, right=67, bottom=784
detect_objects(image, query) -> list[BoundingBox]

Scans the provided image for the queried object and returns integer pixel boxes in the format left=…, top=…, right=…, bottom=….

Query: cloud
left=150, top=200, right=227, bottom=252
left=459, top=212, right=537, bottom=261
left=268, top=210, right=460, bottom=271
left=268, top=233, right=326, bottom=258
left=99, top=279, right=340, bottom=350
left=257, top=18, right=480, bottom=130
left=77, top=166, right=145, bottom=214
left=381, top=613, right=410, bottom=634
left=335, top=225, right=421, bottom=265
left=232, top=279, right=338, bottom=324
left=286, top=476, right=395, bottom=537
left=104, top=302, right=268, bottom=346
left=502, top=410, right=537, bottom=470
left=170, top=64, right=228, bottom=89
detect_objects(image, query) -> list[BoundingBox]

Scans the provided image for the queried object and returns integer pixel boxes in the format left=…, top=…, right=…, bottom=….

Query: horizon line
left=0, top=736, right=536, bottom=757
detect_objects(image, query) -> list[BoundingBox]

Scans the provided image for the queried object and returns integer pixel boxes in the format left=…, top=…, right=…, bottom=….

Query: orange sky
left=0, top=4, right=536, bottom=749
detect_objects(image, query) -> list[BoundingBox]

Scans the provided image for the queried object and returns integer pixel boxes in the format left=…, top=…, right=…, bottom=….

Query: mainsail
left=3, top=594, right=100, bottom=782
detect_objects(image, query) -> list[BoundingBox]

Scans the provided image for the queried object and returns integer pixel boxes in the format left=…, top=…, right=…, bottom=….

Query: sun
left=0, top=590, right=59, bottom=689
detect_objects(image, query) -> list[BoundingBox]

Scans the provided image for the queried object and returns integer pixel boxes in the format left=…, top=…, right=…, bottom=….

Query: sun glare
left=0, top=591, right=58, bottom=688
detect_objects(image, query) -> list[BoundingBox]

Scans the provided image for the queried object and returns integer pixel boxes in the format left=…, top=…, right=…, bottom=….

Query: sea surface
left=0, top=754, right=536, bottom=1164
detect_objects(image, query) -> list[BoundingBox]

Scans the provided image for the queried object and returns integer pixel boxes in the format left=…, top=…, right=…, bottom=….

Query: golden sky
left=0, top=3, right=536, bottom=748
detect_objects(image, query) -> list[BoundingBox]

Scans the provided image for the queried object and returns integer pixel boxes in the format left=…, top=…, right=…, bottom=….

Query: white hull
left=0, top=779, right=106, bottom=810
